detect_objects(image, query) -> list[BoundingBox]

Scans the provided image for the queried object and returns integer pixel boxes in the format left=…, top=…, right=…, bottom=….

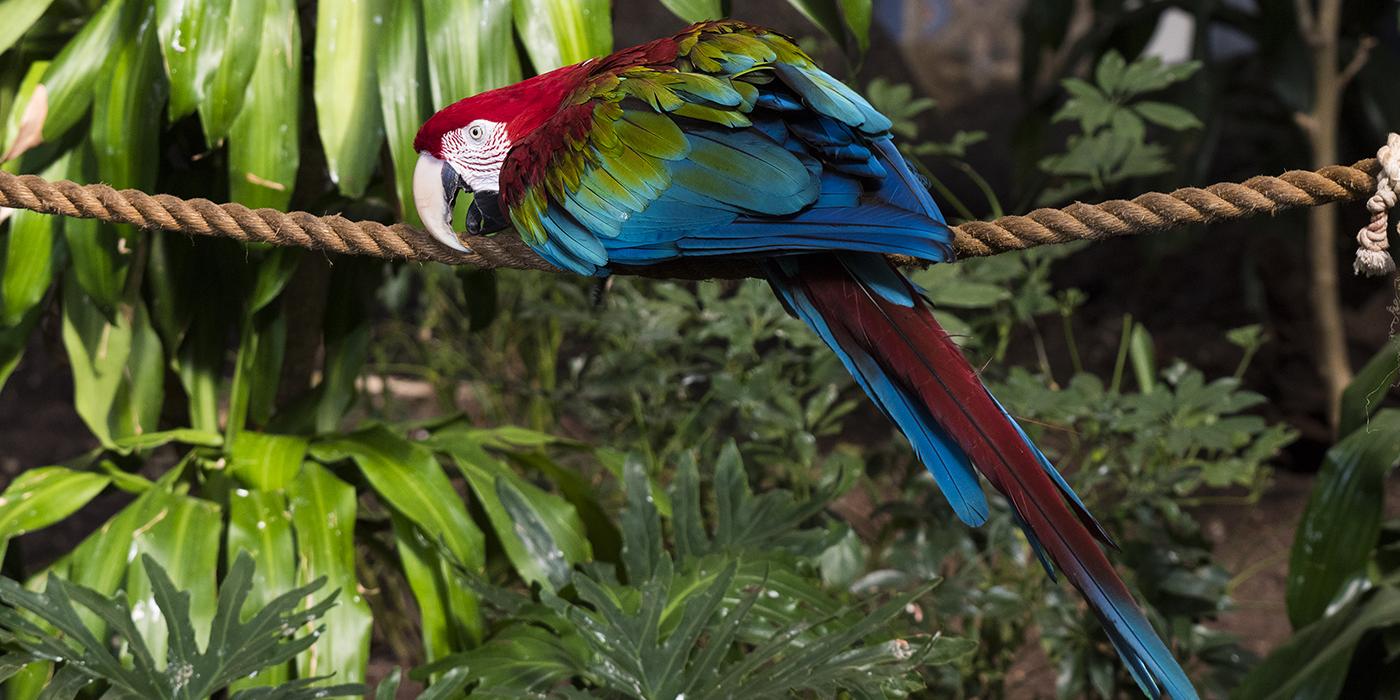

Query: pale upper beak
left=413, top=152, right=470, bottom=253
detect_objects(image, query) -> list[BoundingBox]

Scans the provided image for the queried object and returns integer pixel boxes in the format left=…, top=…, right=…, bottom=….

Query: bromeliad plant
left=416, top=444, right=974, bottom=698
left=0, top=553, right=363, bottom=699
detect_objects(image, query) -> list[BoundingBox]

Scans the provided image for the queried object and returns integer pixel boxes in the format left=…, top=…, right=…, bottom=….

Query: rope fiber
left=0, top=157, right=1387, bottom=280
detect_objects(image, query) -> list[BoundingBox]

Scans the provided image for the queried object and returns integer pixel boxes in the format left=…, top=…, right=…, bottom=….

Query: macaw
left=413, top=20, right=1196, bottom=699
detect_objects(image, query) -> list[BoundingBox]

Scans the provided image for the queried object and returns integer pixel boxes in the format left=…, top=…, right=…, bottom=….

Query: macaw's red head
left=413, top=63, right=592, bottom=252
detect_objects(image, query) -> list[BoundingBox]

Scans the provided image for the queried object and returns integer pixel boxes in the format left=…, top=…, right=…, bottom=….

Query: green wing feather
left=503, top=21, right=889, bottom=273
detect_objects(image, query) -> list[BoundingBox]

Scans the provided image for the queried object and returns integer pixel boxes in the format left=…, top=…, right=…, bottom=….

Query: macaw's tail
left=766, top=253, right=1197, bottom=700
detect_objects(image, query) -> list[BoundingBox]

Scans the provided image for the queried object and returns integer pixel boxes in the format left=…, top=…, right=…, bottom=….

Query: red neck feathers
left=414, top=61, right=595, bottom=156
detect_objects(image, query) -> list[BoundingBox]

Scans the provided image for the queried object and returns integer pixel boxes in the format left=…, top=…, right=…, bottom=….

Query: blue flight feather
left=767, top=257, right=990, bottom=526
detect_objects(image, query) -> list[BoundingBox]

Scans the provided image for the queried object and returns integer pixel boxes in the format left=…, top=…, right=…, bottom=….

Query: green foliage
left=1038, top=51, right=1202, bottom=204
left=1238, top=340, right=1400, bottom=699
left=417, top=443, right=970, bottom=698
left=377, top=269, right=858, bottom=474
left=0, top=553, right=363, bottom=699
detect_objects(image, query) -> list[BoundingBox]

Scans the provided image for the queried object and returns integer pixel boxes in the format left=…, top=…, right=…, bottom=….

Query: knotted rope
left=0, top=153, right=1391, bottom=280
left=1356, top=133, right=1400, bottom=276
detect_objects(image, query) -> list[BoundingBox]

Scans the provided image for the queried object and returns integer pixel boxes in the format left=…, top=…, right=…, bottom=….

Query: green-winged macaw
left=412, top=20, right=1196, bottom=699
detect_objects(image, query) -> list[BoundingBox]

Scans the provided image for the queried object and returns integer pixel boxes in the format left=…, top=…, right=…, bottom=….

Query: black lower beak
left=466, top=190, right=510, bottom=236
left=443, top=165, right=464, bottom=219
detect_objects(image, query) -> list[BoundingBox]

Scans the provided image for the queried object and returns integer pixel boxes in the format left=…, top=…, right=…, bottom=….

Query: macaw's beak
left=465, top=189, right=510, bottom=237
left=413, top=153, right=513, bottom=253
left=413, top=152, right=470, bottom=253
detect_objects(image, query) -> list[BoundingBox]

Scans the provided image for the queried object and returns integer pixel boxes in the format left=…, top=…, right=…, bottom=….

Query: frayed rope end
left=1355, top=248, right=1396, bottom=276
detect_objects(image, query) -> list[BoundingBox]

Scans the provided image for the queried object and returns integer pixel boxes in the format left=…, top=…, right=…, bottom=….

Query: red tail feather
left=789, top=256, right=1193, bottom=698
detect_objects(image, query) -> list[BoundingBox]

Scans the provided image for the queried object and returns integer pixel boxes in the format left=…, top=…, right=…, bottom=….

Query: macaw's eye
left=468, top=125, right=484, bottom=141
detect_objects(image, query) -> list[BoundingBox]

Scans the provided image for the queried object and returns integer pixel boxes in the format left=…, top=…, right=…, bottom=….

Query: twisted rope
left=0, top=158, right=1385, bottom=280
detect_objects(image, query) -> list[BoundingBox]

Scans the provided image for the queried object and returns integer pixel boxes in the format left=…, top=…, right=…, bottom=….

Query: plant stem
left=1297, top=0, right=1369, bottom=433
left=1061, top=311, right=1084, bottom=376
left=1109, top=313, right=1132, bottom=395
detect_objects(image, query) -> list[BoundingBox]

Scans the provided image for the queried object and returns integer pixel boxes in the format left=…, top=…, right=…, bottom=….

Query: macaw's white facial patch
left=441, top=119, right=509, bottom=194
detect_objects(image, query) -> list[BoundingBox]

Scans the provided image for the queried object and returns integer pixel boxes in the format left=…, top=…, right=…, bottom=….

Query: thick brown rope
left=0, top=160, right=1380, bottom=280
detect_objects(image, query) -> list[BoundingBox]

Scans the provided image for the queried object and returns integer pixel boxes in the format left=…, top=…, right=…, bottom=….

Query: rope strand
left=0, top=157, right=1383, bottom=280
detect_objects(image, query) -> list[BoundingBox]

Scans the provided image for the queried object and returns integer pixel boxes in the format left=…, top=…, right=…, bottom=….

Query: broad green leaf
left=785, top=0, right=848, bottom=49
left=33, top=665, right=90, bottom=698
left=312, top=426, right=484, bottom=570
left=620, top=454, right=662, bottom=581
left=178, top=303, right=226, bottom=434
left=1339, top=335, right=1400, bottom=437
left=464, top=425, right=577, bottom=450
left=60, top=272, right=131, bottom=447
left=0, top=653, right=37, bottom=684
left=391, top=512, right=478, bottom=663
left=91, top=0, right=163, bottom=191
left=0, top=307, right=37, bottom=396
left=229, top=432, right=307, bottom=491
left=377, top=0, right=430, bottom=227
left=124, top=494, right=221, bottom=668
left=53, top=482, right=178, bottom=638
left=427, top=626, right=582, bottom=693
left=107, top=299, right=164, bottom=441
left=512, top=0, right=612, bottom=72
left=1095, top=50, right=1128, bottom=95
left=452, top=446, right=591, bottom=591
left=1, top=207, right=60, bottom=327
left=61, top=148, right=128, bottom=316
left=1287, top=410, right=1400, bottom=628
left=227, top=489, right=296, bottom=689
left=227, top=301, right=289, bottom=441
left=1239, top=586, right=1400, bottom=700
left=197, top=0, right=264, bottom=144
left=838, top=0, right=872, bottom=53
left=0, top=467, right=109, bottom=543
left=225, top=248, right=297, bottom=438
left=423, top=0, right=520, bottom=109
left=375, top=668, right=402, bottom=700
left=0, top=0, right=55, bottom=55
left=1, top=98, right=66, bottom=328
left=39, top=0, right=129, bottom=139
left=655, top=0, right=722, bottom=22
left=145, top=234, right=193, bottom=352
left=1, top=60, right=47, bottom=166
left=287, top=463, right=372, bottom=684
left=314, top=0, right=387, bottom=197
left=418, top=667, right=472, bottom=700
left=1129, top=322, right=1156, bottom=394
left=111, top=428, right=222, bottom=452
left=507, top=449, right=622, bottom=564
left=246, top=248, right=300, bottom=317
left=1132, top=101, right=1203, bottom=131
left=315, top=259, right=372, bottom=432
left=157, top=0, right=204, bottom=119
left=243, top=309, right=286, bottom=427
left=228, top=0, right=299, bottom=210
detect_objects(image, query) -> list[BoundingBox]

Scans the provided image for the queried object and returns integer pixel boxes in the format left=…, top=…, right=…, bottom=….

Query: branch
left=1338, top=36, right=1378, bottom=91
